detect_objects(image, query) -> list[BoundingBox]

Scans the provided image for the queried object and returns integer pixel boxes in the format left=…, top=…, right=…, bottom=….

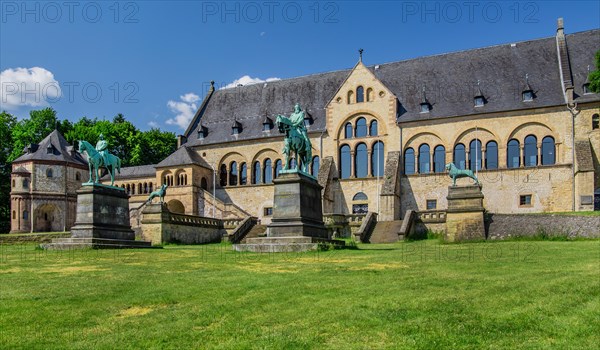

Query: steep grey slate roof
left=186, top=70, right=349, bottom=146
left=12, top=166, right=30, bottom=174
left=109, top=164, right=157, bottom=180
left=185, top=29, right=599, bottom=145
left=13, top=129, right=87, bottom=166
left=156, top=146, right=211, bottom=169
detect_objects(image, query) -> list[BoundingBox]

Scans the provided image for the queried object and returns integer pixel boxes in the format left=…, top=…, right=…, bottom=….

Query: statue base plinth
left=267, top=172, right=328, bottom=239
left=445, top=185, right=485, bottom=242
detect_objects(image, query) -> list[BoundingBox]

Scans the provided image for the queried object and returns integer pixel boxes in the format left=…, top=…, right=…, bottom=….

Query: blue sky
left=1, top=1, right=599, bottom=133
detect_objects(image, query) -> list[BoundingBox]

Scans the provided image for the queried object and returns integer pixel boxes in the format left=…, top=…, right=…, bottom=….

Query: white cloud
left=0, top=67, right=61, bottom=110
left=148, top=121, right=160, bottom=128
left=221, top=75, right=280, bottom=89
left=166, top=92, right=200, bottom=129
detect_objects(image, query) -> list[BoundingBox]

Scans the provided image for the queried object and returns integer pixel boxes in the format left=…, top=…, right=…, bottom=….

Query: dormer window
left=303, top=112, right=313, bottom=127
left=262, top=116, right=273, bottom=131
left=46, top=144, right=54, bottom=154
left=474, top=80, right=486, bottom=107
left=420, top=86, right=431, bottom=113
left=522, top=74, right=535, bottom=102
left=522, top=90, right=534, bottom=102
left=198, top=125, right=208, bottom=140
left=231, top=119, right=242, bottom=135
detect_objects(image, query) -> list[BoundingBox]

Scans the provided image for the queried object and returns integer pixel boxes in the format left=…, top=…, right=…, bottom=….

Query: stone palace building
left=10, top=20, right=600, bottom=233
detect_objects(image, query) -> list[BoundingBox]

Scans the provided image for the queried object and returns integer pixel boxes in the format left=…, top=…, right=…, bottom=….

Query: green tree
left=0, top=111, right=17, bottom=233
left=8, top=108, right=61, bottom=162
left=589, top=50, right=600, bottom=93
left=130, top=128, right=177, bottom=166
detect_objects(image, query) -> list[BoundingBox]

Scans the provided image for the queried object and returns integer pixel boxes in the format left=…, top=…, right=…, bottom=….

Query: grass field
left=1, top=240, right=598, bottom=349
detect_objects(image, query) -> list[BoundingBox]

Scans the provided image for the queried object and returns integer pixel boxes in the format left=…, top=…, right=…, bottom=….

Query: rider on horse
left=280, top=103, right=310, bottom=155
left=96, top=134, right=109, bottom=167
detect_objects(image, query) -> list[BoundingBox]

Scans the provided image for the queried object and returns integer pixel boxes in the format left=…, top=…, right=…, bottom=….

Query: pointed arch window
left=219, top=165, right=227, bottom=186
left=274, top=159, right=282, bottom=179
left=485, top=141, right=498, bottom=169
left=229, top=161, right=238, bottom=186
left=252, top=161, right=261, bottom=184
left=369, top=120, right=378, bottom=136
left=311, top=156, right=320, bottom=177
left=355, top=117, right=367, bottom=138
left=264, top=159, right=273, bottom=184
left=469, top=139, right=482, bottom=171
left=507, top=139, right=520, bottom=168
left=355, top=143, right=368, bottom=178
left=372, top=141, right=384, bottom=177
left=453, top=144, right=466, bottom=170
left=239, top=163, right=247, bottom=185
left=418, top=144, right=431, bottom=174
left=593, top=114, right=599, bottom=130
left=345, top=122, right=353, bottom=139
left=356, top=86, right=364, bottom=103
left=524, top=135, right=537, bottom=167
left=433, top=145, right=446, bottom=173
left=46, top=168, right=53, bottom=178
left=541, top=137, right=555, bottom=165
left=404, top=148, right=415, bottom=175
left=340, top=145, right=351, bottom=179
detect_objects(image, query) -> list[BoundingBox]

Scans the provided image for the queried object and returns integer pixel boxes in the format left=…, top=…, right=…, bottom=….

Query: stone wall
left=486, top=213, right=600, bottom=239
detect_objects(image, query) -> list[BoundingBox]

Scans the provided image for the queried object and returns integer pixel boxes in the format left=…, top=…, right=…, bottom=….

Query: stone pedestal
left=42, top=184, right=154, bottom=249
left=267, top=171, right=328, bottom=239
left=445, top=185, right=486, bottom=242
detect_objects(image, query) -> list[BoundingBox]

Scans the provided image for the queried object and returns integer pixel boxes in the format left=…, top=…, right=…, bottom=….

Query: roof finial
left=358, top=48, right=364, bottom=62
left=525, top=73, right=529, bottom=83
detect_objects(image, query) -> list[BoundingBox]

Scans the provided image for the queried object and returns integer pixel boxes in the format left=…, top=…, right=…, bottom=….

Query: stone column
left=350, top=151, right=356, bottom=178
left=367, top=149, right=372, bottom=176
left=537, top=143, right=542, bottom=166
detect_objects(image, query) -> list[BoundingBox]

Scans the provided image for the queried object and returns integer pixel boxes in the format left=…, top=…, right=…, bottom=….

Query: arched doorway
left=34, top=204, right=61, bottom=232
left=167, top=199, right=185, bottom=214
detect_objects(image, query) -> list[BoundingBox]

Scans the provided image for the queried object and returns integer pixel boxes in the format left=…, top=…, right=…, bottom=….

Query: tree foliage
left=0, top=112, right=17, bottom=232
left=588, top=50, right=600, bottom=93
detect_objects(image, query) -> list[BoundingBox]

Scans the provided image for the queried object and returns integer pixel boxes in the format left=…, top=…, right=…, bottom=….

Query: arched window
left=507, top=139, right=520, bottom=168
left=75, top=172, right=81, bottom=181
left=144, top=183, right=148, bottom=194
left=138, top=183, right=142, bottom=193
left=347, top=90, right=354, bottom=104
left=23, top=210, right=28, bottom=220
left=366, top=88, right=373, bottom=102
left=486, top=141, right=498, bottom=169
left=201, top=177, right=208, bottom=190
left=541, top=136, right=555, bottom=165
left=340, top=145, right=351, bottom=179
left=524, top=135, right=537, bottom=167
left=23, top=178, right=29, bottom=189
left=433, top=145, right=446, bottom=173
left=372, top=141, right=384, bottom=177
left=593, top=114, right=599, bottom=130
left=131, top=184, right=135, bottom=195
left=352, top=192, right=368, bottom=214
left=12, top=211, right=15, bottom=219
left=229, top=161, right=238, bottom=186
left=240, top=163, right=247, bottom=185
left=418, top=144, right=431, bottom=174
left=12, top=179, right=15, bottom=188
left=219, top=164, right=227, bottom=186
left=264, top=159, right=273, bottom=184
left=453, top=144, right=466, bottom=170
left=46, top=168, right=53, bottom=178
left=355, top=117, right=367, bottom=137
left=469, top=139, right=482, bottom=171
left=311, top=156, right=320, bottom=177
left=404, top=148, right=415, bottom=175
left=355, top=143, right=368, bottom=178
left=344, top=123, right=353, bottom=139
left=274, top=160, right=282, bottom=179
left=253, top=161, right=261, bottom=184
left=356, top=86, right=364, bottom=103
left=369, top=120, right=378, bottom=136
left=149, top=183, right=153, bottom=192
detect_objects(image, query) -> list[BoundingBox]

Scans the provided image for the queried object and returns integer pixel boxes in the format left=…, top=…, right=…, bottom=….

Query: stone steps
left=369, top=220, right=404, bottom=243
left=42, top=237, right=157, bottom=250
left=246, top=236, right=313, bottom=244
left=233, top=235, right=344, bottom=252
left=241, top=225, right=267, bottom=243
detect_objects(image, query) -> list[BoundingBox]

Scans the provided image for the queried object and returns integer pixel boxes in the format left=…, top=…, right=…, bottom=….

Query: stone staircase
left=234, top=236, right=319, bottom=253
left=369, top=220, right=404, bottom=243
left=241, top=224, right=267, bottom=243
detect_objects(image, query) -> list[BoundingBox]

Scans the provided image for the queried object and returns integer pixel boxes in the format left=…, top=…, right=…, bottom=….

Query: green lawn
left=1, top=240, right=598, bottom=349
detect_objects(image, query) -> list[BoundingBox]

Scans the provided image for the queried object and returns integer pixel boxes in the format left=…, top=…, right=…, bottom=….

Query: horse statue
left=78, top=140, right=121, bottom=186
left=276, top=104, right=312, bottom=173
left=147, top=184, right=168, bottom=204
left=446, top=163, right=479, bottom=186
